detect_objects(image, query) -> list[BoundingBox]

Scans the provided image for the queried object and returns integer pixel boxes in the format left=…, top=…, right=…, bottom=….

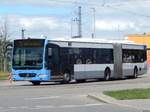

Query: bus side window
left=93, top=50, right=97, bottom=64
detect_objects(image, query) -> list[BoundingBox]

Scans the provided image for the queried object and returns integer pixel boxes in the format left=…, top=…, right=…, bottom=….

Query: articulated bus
left=11, top=38, right=147, bottom=85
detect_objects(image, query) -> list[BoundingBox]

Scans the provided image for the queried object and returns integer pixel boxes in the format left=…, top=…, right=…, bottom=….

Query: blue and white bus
left=11, top=38, right=147, bottom=85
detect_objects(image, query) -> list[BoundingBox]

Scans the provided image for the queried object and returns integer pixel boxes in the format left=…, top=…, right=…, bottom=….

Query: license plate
left=24, top=77, right=31, bottom=80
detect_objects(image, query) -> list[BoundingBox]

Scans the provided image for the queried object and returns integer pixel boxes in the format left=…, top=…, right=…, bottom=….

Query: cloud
left=0, top=0, right=76, bottom=7
left=0, top=15, right=70, bottom=39
left=20, top=17, right=59, bottom=30
left=96, top=19, right=135, bottom=31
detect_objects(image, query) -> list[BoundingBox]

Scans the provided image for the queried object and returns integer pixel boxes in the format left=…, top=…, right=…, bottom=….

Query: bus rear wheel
left=133, top=67, right=138, bottom=78
left=31, top=81, right=41, bottom=85
left=104, top=68, right=111, bottom=81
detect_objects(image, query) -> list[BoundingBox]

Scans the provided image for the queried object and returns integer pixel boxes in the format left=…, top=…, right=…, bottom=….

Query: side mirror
left=48, top=48, right=52, bottom=56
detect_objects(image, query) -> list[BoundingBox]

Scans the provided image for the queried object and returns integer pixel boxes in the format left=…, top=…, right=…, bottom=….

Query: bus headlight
left=39, top=74, right=47, bottom=78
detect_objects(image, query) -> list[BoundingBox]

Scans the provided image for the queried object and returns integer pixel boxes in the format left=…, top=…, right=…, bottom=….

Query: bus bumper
left=12, top=69, right=50, bottom=81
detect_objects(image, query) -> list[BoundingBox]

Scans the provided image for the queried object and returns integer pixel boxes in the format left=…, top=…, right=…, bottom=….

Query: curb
left=87, top=93, right=115, bottom=103
left=87, top=93, right=150, bottom=110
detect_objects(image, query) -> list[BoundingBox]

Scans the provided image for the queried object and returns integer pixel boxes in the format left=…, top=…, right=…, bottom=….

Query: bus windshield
left=12, top=39, right=45, bottom=69
left=13, top=47, right=44, bottom=69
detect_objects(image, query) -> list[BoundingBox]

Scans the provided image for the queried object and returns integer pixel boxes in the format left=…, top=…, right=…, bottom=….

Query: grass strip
left=0, top=72, right=9, bottom=80
left=104, top=88, right=150, bottom=100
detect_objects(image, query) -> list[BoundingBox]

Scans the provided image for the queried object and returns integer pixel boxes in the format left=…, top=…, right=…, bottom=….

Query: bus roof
left=49, top=38, right=136, bottom=44
left=48, top=38, right=146, bottom=49
left=14, top=38, right=139, bottom=45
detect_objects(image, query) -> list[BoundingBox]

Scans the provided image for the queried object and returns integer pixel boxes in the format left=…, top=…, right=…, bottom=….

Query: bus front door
left=47, top=46, right=60, bottom=80
left=51, top=47, right=60, bottom=79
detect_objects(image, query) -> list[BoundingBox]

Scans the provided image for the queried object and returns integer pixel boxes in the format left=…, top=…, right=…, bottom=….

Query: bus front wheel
left=31, top=81, right=41, bottom=85
left=63, top=72, right=71, bottom=83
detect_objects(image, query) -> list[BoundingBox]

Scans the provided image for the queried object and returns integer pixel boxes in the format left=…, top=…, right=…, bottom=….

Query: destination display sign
left=14, top=39, right=45, bottom=47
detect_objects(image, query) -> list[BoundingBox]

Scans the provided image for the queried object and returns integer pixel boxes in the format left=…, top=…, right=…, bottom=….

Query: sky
left=0, top=0, right=150, bottom=40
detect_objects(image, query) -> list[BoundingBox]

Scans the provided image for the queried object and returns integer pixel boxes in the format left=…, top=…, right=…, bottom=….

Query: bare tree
left=0, top=17, right=10, bottom=72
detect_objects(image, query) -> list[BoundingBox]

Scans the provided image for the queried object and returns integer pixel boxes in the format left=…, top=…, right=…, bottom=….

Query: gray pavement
left=0, top=104, right=141, bottom=112
left=0, top=73, right=150, bottom=112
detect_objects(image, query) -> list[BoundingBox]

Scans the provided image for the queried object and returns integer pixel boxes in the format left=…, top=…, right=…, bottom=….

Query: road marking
left=0, top=106, right=30, bottom=112
left=24, top=94, right=87, bottom=100
left=9, top=106, right=28, bottom=109
left=8, top=107, right=18, bottom=109
left=24, top=96, right=61, bottom=100
left=60, top=103, right=103, bottom=108
left=35, top=105, right=54, bottom=109
left=34, top=103, right=104, bottom=109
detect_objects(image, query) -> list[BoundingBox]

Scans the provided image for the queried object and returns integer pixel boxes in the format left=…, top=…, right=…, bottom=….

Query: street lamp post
left=91, top=8, right=96, bottom=38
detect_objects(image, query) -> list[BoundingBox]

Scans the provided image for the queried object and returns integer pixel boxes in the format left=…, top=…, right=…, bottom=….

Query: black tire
left=104, top=68, right=111, bottom=81
left=133, top=68, right=138, bottom=78
left=31, top=81, right=41, bottom=85
left=76, top=79, right=85, bottom=83
left=63, top=72, right=71, bottom=83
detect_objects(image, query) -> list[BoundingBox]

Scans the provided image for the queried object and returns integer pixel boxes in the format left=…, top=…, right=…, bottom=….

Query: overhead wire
left=47, top=0, right=150, bottom=18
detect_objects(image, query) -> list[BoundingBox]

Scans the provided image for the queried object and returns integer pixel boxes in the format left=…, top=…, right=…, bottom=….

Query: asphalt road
left=0, top=74, right=150, bottom=112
